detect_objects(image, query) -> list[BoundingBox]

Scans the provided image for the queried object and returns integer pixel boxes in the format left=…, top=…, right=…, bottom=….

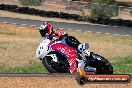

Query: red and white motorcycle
left=36, top=36, right=113, bottom=74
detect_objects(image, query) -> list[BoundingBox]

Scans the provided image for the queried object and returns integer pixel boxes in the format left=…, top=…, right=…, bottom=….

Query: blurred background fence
left=0, top=0, right=132, bottom=20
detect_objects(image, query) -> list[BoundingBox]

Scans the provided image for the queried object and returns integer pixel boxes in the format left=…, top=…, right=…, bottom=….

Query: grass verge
left=0, top=23, right=131, bottom=74
left=0, top=61, right=48, bottom=73
left=0, top=55, right=132, bottom=74
left=113, top=55, right=132, bottom=74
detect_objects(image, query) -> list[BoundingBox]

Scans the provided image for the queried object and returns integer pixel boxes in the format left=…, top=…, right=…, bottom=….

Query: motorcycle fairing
left=50, top=43, right=77, bottom=73
left=36, top=39, right=51, bottom=60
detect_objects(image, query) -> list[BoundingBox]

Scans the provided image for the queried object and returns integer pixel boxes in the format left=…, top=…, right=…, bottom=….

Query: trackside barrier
left=0, top=4, right=132, bottom=27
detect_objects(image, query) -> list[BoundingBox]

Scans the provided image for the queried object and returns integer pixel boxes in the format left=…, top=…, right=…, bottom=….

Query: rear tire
left=88, top=53, right=113, bottom=74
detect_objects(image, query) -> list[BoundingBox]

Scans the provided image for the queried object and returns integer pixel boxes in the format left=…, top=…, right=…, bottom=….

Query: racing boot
left=77, top=59, right=86, bottom=76
left=84, top=66, right=96, bottom=74
left=78, top=43, right=91, bottom=58
left=77, top=43, right=96, bottom=74
left=77, top=59, right=96, bottom=75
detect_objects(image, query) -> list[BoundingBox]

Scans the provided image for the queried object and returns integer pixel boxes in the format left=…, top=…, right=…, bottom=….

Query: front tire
left=42, top=56, right=58, bottom=73
left=42, top=56, right=70, bottom=73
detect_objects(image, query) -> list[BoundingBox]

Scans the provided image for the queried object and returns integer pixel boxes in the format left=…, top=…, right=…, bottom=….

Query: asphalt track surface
left=0, top=74, right=131, bottom=87
left=0, top=74, right=131, bottom=88
left=0, top=17, right=132, bottom=36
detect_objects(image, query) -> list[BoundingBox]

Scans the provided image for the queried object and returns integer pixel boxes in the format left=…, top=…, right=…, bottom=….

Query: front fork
left=46, top=54, right=58, bottom=62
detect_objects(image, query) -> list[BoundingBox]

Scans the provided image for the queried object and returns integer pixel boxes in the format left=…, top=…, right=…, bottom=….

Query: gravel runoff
left=0, top=75, right=131, bottom=88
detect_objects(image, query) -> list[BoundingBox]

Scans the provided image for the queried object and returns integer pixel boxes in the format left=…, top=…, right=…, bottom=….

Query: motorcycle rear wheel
left=88, top=53, right=113, bottom=74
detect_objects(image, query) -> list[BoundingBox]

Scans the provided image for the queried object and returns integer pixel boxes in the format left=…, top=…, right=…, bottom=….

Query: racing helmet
left=39, top=22, right=53, bottom=37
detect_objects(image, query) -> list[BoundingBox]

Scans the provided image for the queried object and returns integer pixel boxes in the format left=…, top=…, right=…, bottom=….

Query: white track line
left=105, top=33, right=110, bottom=35
left=114, top=34, right=120, bottom=36
left=67, top=29, right=73, bottom=31
left=96, top=32, right=102, bottom=34
left=21, top=24, right=27, bottom=26
left=123, top=35, right=130, bottom=37
left=87, top=31, right=92, bottom=33
left=30, top=25, right=36, bottom=27
left=1, top=22, right=131, bottom=37
left=3, top=22, right=9, bottom=24
left=76, top=30, right=81, bottom=32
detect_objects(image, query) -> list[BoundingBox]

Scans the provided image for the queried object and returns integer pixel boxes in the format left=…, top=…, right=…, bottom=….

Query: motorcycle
left=36, top=36, right=113, bottom=74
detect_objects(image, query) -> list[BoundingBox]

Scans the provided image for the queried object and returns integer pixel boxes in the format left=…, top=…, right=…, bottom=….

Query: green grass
left=112, top=56, right=132, bottom=74
left=0, top=56, right=132, bottom=74
left=0, top=61, right=48, bottom=73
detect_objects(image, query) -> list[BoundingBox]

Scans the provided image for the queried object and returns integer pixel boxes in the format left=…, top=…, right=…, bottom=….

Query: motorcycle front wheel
left=42, top=56, right=70, bottom=73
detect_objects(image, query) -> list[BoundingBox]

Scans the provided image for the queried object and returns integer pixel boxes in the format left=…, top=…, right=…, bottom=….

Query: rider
left=38, top=22, right=96, bottom=74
